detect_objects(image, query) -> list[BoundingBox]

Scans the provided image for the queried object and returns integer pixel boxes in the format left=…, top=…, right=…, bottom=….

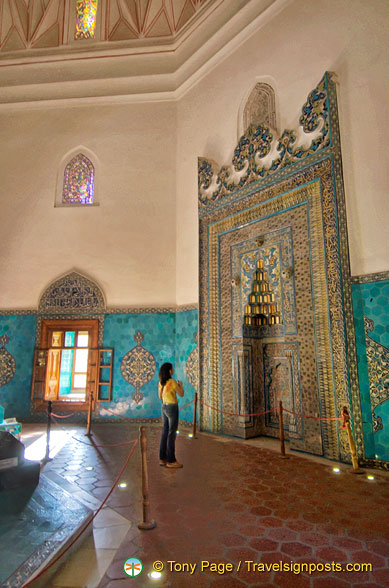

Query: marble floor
left=7, top=423, right=389, bottom=588
left=0, top=469, right=91, bottom=588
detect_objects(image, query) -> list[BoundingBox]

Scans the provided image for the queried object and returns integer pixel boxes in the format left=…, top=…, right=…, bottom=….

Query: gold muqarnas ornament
left=244, top=260, right=282, bottom=327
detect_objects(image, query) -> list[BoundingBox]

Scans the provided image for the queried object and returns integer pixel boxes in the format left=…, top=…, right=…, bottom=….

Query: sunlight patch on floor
left=24, top=430, right=75, bottom=461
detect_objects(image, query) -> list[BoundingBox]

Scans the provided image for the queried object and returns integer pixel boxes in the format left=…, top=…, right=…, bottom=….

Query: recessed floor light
left=118, top=482, right=127, bottom=488
left=333, top=468, right=340, bottom=473
left=188, top=434, right=193, bottom=438
left=148, top=571, right=162, bottom=579
left=367, top=476, right=375, bottom=481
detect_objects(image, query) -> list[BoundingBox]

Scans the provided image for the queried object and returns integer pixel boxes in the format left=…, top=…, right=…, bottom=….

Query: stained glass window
left=75, top=0, right=98, bottom=40
left=62, top=153, right=94, bottom=204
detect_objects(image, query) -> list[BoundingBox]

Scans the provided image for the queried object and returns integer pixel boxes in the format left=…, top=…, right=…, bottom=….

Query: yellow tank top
left=162, top=379, right=179, bottom=404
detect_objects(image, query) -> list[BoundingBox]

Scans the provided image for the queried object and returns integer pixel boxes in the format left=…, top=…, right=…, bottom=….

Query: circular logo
left=123, top=557, right=143, bottom=577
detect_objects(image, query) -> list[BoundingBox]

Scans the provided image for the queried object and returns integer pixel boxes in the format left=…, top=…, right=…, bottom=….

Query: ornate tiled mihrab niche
left=198, top=73, right=362, bottom=463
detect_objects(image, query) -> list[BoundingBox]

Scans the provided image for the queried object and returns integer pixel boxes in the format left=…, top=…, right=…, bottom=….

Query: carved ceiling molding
left=0, top=0, right=287, bottom=107
left=0, top=0, right=210, bottom=54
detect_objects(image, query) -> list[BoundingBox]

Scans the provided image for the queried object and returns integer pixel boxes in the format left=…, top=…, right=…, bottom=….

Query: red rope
left=200, top=399, right=276, bottom=417
left=95, top=399, right=341, bottom=423
left=22, top=439, right=139, bottom=588
left=199, top=399, right=343, bottom=422
left=283, top=408, right=343, bottom=421
left=96, top=398, right=194, bottom=417
left=95, top=400, right=160, bottom=420
left=180, top=398, right=194, bottom=410
left=71, top=435, right=138, bottom=448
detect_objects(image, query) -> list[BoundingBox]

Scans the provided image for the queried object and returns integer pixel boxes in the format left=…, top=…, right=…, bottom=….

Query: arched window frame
left=55, top=146, right=100, bottom=208
left=238, top=78, right=279, bottom=137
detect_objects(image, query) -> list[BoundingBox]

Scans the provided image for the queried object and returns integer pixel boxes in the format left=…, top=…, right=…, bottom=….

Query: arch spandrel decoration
left=243, top=82, right=277, bottom=133
left=198, top=74, right=329, bottom=207
left=198, top=72, right=363, bottom=466
left=39, top=272, right=106, bottom=315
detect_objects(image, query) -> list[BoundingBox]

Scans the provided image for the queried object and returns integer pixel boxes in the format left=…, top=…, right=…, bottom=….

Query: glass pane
left=77, top=331, right=89, bottom=347
left=100, top=367, right=110, bottom=384
left=100, top=350, right=112, bottom=366
left=74, top=349, right=88, bottom=373
left=99, top=384, right=110, bottom=401
left=59, top=349, right=74, bottom=396
left=73, top=374, right=87, bottom=389
left=64, top=331, right=75, bottom=347
left=45, top=349, right=60, bottom=400
left=62, top=153, right=95, bottom=204
left=51, top=332, right=62, bottom=347
left=75, top=0, right=98, bottom=40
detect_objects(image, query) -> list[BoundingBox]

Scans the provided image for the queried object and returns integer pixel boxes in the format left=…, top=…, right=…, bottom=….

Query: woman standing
left=158, top=362, right=184, bottom=468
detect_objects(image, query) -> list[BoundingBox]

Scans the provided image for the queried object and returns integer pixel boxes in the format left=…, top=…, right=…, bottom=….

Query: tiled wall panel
left=175, top=309, right=198, bottom=423
left=352, top=279, right=389, bottom=462
left=0, top=315, right=37, bottom=419
left=0, top=310, right=198, bottom=423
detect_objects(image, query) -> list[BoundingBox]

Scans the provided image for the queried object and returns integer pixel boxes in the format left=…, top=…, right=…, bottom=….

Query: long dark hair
left=159, top=362, right=173, bottom=387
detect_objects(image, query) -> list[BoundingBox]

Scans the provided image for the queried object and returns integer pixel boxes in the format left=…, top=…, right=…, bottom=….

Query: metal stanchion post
left=43, top=400, right=53, bottom=463
left=279, top=400, right=289, bottom=459
left=85, top=390, right=94, bottom=437
left=342, top=406, right=363, bottom=474
left=192, top=392, right=198, bottom=438
left=138, top=426, right=156, bottom=530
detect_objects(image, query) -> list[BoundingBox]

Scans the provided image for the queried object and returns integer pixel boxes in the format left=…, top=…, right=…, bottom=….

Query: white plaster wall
left=176, top=0, right=389, bottom=304
left=0, top=101, right=176, bottom=308
left=1, top=0, right=388, bottom=309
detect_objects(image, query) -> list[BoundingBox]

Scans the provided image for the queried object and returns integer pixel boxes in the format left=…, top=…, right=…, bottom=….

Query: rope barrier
left=51, top=412, right=76, bottom=419
left=50, top=414, right=61, bottom=425
left=49, top=413, right=139, bottom=449
left=95, top=400, right=160, bottom=420
left=51, top=398, right=343, bottom=426
left=283, top=408, right=343, bottom=421
left=198, top=397, right=343, bottom=423
left=71, top=435, right=138, bottom=448
left=96, top=398, right=194, bottom=417
left=22, top=439, right=139, bottom=588
left=180, top=398, right=194, bottom=410
left=199, top=399, right=276, bottom=418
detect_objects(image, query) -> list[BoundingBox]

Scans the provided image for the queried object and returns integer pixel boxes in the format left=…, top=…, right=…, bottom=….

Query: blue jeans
left=159, top=403, right=179, bottom=463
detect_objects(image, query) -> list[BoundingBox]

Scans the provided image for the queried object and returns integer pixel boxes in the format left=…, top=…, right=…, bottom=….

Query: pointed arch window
left=75, top=0, right=99, bottom=40
left=62, top=153, right=95, bottom=204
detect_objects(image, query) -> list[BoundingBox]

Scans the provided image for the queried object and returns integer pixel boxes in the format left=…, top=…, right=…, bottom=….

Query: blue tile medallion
left=0, top=335, right=16, bottom=388
left=120, top=332, right=156, bottom=404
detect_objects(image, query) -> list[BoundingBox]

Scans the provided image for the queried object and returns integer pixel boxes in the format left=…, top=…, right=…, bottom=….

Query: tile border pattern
left=0, top=304, right=199, bottom=316
left=351, top=271, right=389, bottom=284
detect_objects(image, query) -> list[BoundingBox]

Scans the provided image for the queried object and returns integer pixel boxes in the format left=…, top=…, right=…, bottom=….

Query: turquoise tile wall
left=101, top=312, right=176, bottom=419
left=100, top=310, right=199, bottom=422
left=175, top=309, right=199, bottom=423
left=0, top=310, right=199, bottom=424
left=352, top=280, right=389, bottom=462
left=0, top=315, right=37, bottom=419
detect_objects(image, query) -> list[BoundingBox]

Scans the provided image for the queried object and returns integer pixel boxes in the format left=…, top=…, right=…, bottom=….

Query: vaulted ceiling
left=0, top=0, right=213, bottom=52
left=0, top=0, right=287, bottom=106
